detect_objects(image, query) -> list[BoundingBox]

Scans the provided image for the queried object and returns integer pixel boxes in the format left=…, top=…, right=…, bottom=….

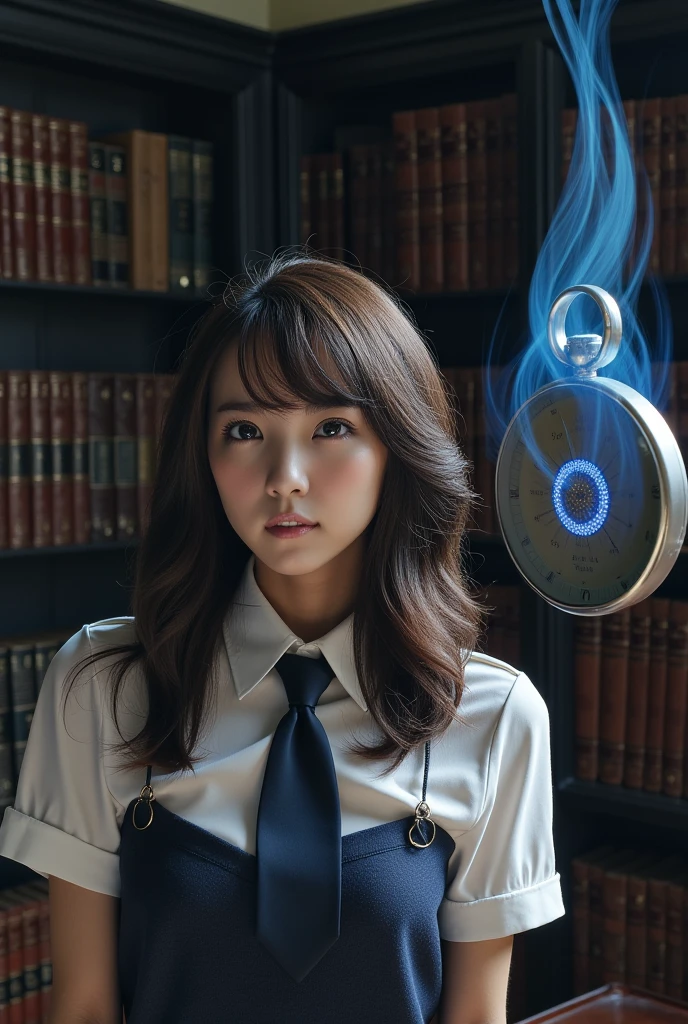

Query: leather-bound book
left=573, top=615, right=603, bottom=780
left=501, top=93, right=518, bottom=284
left=88, top=142, right=108, bottom=286
left=665, top=868, right=688, bottom=1000
left=623, top=597, right=653, bottom=788
left=104, top=143, right=128, bottom=289
left=299, top=153, right=312, bottom=246
left=662, top=599, right=688, bottom=797
left=29, top=371, right=52, bottom=547
left=641, top=97, right=662, bottom=276
left=676, top=95, right=688, bottom=276
left=135, top=373, right=155, bottom=536
left=589, top=849, right=638, bottom=991
left=0, top=643, right=12, bottom=808
left=101, top=130, right=151, bottom=290
left=31, top=114, right=52, bottom=282
left=660, top=97, right=677, bottom=277
left=191, top=139, right=213, bottom=295
left=485, top=97, right=504, bottom=288
left=88, top=373, right=115, bottom=542
left=0, top=107, right=12, bottom=278
left=571, top=846, right=616, bottom=994
left=8, top=370, right=31, bottom=549
left=0, top=370, right=6, bottom=548
left=366, top=144, right=383, bottom=279
left=168, top=135, right=193, bottom=293
left=561, top=108, right=577, bottom=187
left=69, top=120, right=91, bottom=285
left=8, top=638, right=36, bottom=781
left=415, top=107, right=443, bottom=293
left=114, top=374, right=138, bottom=541
left=392, top=110, right=420, bottom=291
left=148, top=132, right=169, bottom=292
left=72, top=371, right=90, bottom=545
left=10, top=110, right=36, bottom=280
left=603, top=852, right=658, bottom=984
left=645, top=597, right=670, bottom=792
left=627, top=855, right=662, bottom=991
left=49, top=371, right=73, bottom=546
left=466, top=100, right=487, bottom=290
left=439, top=103, right=469, bottom=292
left=646, top=856, right=688, bottom=995
left=48, top=117, right=72, bottom=284
left=348, top=144, right=369, bottom=270
left=599, top=609, right=632, bottom=785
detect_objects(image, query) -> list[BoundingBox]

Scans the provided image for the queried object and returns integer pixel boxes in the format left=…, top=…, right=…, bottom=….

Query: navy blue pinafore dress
left=117, top=740, right=456, bottom=1023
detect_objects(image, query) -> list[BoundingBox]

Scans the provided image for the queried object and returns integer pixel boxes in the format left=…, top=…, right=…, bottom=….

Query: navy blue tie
left=255, top=650, right=342, bottom=982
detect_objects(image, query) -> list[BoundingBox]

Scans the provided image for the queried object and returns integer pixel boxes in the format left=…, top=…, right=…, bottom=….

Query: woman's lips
left=265, top=524, right=318, bottom=539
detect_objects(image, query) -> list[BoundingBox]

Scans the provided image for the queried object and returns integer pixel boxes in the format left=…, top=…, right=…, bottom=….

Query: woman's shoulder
left=458, top=649, right=548, bottom=738
left=47, top=616, right=139, bottom=701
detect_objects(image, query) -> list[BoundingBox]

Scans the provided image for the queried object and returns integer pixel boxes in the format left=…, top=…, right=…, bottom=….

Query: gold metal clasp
left=408, top=799, right=436, bottom=848
left=132, top=783, right=155, bottom=830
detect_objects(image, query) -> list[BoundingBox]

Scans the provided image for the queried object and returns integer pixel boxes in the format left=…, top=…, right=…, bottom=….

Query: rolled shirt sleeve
left=0, top=625, right=124, bottom=896
left=439, top=670, right=565, bottom=942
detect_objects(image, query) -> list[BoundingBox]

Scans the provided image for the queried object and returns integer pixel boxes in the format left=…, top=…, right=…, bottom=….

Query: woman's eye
left=221, top=419, right=354, bottom=443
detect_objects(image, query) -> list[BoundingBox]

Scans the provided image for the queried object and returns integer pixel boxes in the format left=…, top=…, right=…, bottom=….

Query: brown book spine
left=439, top=103, right=469, bottom=292
left=624, top=597, right=653, bottom=788
left=49, top=117, right=72, bottom=283
left=485, top=97, right=504, bottom=288
left=136, top=374, right=156, bottom=536
left=11, top=110, right=36, bottom=280
left=31, top=114, right=52, bottom=282
left=104, top=143, right=128, bottom=288
left=666, top=875, right=686, bottom=1000
left=642, top=97, right=662, bottom=276
left=676, top=95, right=688, bottom=276
left=0, top=370, right=6, bottom=548
left=8, top=370, right=31, bottom=548
left=72, top=372, right=90, bottom=545
left=114, top=375, right=137, bottom=540
left=149, top=132, right=169, bottom=292
left=348, top=145, right=369, bottom=269
left=88, top=374, right=115, bottom=541
left=572, top=857, right=592, bottom=994
left=30, top=371, right=52, bottom=547
left=561, top=108, right=577, bottom=186
left=88, top=142, right=108, bottom=286
left=367, top=144, right=383, bottom=279
left=69, top=121, right=91, bottom=286
left=466, top=100, right=488, bottom=290
left=663, top=600, right=688, bottom=797
left=660, top=97, right=677, bottom=277
left=101, top=130, right=151, bottom=289
left=415, top=107, right=443, bottom=292
left=647, top=875, right=670, bottom=994
left=49, top=371, right=73, bottom=546
left=627, top=865, right=650, bottom=990
left=501, top=93, right=519, bottom=284
left=646, top=598, right=671, bottom=792
left=599, top=609, right=632, bottom=785
left=299, top=154, right=312, bottom=246
left=574, top=616, right=603, bottom=780
left=602, top=866, right=630, bottom=983
left=0, top=107, right=12, bottom=279
left=392, top=110, right=420, bottom=290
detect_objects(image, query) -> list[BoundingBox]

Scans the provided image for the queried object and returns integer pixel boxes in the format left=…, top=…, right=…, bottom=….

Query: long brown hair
left=62, top=252, right=484, bottom=779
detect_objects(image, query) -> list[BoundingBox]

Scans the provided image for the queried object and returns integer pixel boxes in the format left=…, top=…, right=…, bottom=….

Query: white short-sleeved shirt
left=0, top=553, right=565, bottom=942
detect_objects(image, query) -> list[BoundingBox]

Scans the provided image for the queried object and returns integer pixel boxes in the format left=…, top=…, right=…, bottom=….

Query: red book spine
left=20, top=898, right=39, bottom=1024
left=574, top=616, right=603, bottom=780
left=88, top=373, right=115, bottom=541
left=598, top=609, right=632, bottom=785
left=348, top=144, right=369, bottom=270
left=485, top=97, right=504, bottom=288
left=135, top=374, right=155, bottom=536
left=31, top=115, right=51, bottom=283
left=29, top=372, right=52, bottom=547
left=69, top=121, right=91, bottom=286
left=0, top=371, right=6, bottom=549
left=642, top=98, right=662, bottom=276
left=660, top=96, right=677, bottom=277
left=501, top=93, right=519, bottom=284
left=72, top=371, right=90, bottom=545
left=0, top=107, right=12, bottom=279
left=676, top=95, right=688, bottom=276
left=48, top=118, right=72, bottom=284
left=646, top=598, right=670, bottom=792
left=392, top=110, right=420, bottom=290
left=662, top=599, right=688, bottom=797
left=114, top=374, right=137, bottom=540
left=623, top=597, right=652, bottom=788
left=666, top=875, right=686, bottom=1000
left=8, top=371, right=30, bottom=549
left=466, top=100, right=487, bottom=290
left=10, top=110, right=35, bottom=281
left=439, top=103, right=469, bottom=291
left=6, top=901, right=23, bottom=1023
left=49, top=371, right=73, bottom=546
left=415, top=107, right=443, bottom=293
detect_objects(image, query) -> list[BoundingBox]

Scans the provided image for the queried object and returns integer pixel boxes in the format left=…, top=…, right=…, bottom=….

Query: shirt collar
left=223, top=554, right=368, bottom=713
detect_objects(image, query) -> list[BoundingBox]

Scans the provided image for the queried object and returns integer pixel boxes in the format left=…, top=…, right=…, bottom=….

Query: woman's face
left=207, top=339, right=389, bottom=577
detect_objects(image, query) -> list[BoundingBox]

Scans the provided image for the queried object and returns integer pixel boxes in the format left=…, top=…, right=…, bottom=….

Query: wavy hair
left=62, top=253, right=484, bottom=778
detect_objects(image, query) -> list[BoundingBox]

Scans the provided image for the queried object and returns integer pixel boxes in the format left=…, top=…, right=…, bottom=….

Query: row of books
left=0, top=632, right=70, bottom=807
left=0, top=370, right=175, bottom=550
left=0, top=878, right=50, bottom=1023
left=561, top=93, right=688, bottom=278
left=0, top=109, right=214, bottom=294
left=301, top=93, right=519, bottom=294
left=572, top=844, right=688, bottom=1002
left=573, top=599, right=688, bottom=800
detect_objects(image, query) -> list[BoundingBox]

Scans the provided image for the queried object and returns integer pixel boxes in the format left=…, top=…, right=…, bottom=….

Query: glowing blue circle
left=551, top=458, right=610, bottom=537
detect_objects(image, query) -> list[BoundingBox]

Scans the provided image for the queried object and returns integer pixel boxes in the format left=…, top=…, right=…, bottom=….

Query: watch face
left=496, top=381, right=663, bottom=610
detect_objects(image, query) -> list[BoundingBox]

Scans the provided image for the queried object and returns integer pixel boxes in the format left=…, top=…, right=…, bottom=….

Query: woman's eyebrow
left=215, top=399, right=355, bottom=414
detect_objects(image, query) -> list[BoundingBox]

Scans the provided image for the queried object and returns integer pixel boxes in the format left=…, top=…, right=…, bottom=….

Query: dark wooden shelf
left=0, top=540, right=139, bottom=559
left=0, top=278, right=208, bottom=303
left=558, top=776, right=688, bottom=831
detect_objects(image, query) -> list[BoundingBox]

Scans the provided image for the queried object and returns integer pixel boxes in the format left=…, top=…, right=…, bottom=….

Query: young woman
left=0, top=254, right=564, bottom=1024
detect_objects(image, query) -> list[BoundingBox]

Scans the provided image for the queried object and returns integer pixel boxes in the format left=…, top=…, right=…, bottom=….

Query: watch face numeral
left=581, top=589, right=590, bottom=601
left=546, top=571, right=554, bottom=582
left=521, top=535, right=530, bottom=546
